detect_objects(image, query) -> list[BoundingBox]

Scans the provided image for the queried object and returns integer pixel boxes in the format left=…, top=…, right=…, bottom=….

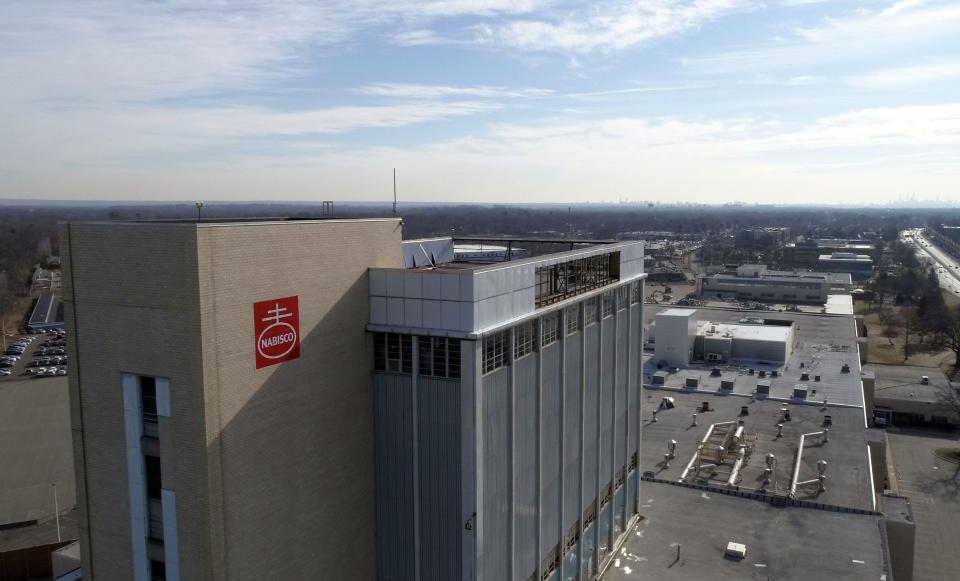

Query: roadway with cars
left=902, top=228, right=960, bottom=295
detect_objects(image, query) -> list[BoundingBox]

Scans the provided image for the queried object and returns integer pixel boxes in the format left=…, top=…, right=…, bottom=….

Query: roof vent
left=800, top=372, right=810, bottom=381
left=921, top=375, right=930, bottom=385
left=841, top=363, right=850, bottom=373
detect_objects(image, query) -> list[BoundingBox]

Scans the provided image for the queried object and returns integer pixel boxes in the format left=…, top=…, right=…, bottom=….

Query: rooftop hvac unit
left=721, top=379, right=735, bottom=390
left=710, top=367, right=722, bottom=376
left=771, top=370, right=779, bottom=377
left=758, top=370, right=767, bottom=378
left=685, top=376, right=700, bottom=388
left=800, top=372, right=810, bottom=381
left=793, top=385, right=808, bottom=399
left=841, top=363, right=850, bottom=373
left=756, top=381, right=771, bottom=395
left=814, top=375, right=821, bottom=382
left=725, top=542, right=747, bottom=559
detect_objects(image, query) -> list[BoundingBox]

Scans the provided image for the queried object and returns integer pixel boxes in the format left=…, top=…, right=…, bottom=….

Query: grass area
left=857, top=290, right=960, bottom=369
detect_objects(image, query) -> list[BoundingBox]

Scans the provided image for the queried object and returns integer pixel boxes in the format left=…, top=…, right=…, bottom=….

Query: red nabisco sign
left=254, top=296, right=301, bottom=369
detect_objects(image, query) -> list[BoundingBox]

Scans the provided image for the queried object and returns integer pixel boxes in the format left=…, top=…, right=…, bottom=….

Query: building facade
left=368, top=239, right=647, bottom=581
left=62, top=219, right=403, bottom=581
left=818, top=252, right=874, bottom=278
left=695, top=264, right=852, bottom=304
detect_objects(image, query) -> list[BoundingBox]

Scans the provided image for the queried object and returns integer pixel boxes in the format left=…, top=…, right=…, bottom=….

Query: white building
left=654, top=308, right=795, bottom=366
left=653, top=309, right=698, bottom=367
left=696, top=264, right=852, bottom=304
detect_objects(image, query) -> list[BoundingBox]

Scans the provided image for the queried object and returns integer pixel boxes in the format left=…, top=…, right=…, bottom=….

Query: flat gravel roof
left=603, top=482, right=887, bottom=581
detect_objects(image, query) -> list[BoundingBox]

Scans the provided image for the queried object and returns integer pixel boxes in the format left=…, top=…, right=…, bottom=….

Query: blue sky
left=1, top=0, right=958, bottom=204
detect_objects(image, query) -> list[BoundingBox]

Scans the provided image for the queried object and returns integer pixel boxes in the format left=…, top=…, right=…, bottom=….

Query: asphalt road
left=887, top=429, right=960, bottom=581
left=902, top=229, right=960, bottom=296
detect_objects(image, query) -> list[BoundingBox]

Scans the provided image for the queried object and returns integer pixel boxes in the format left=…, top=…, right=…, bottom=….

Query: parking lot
left=1, top=330, right=68, bottom=381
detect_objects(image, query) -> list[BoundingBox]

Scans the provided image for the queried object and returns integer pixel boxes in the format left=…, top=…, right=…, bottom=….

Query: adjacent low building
left=865, top=364, right=960, bottom=428
left=818, top=252, right=874, bottom=278
left=695, top=264, right=851, bottom=304
left=783, top=238, right=878, bottom=267
left=27, top=291, right=64, bottom=332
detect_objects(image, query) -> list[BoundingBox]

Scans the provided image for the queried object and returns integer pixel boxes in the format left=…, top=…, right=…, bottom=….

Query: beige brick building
left=62, top=218, right=403, bottom=581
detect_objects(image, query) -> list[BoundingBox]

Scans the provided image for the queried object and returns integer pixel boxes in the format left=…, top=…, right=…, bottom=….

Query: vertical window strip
left=542, top=311, right=561, bottom=346
left=565, top=304, right=580, bottom=335
left=514, top=320, right=536, bottom=359
left=584, top=296, right=598, bottom=326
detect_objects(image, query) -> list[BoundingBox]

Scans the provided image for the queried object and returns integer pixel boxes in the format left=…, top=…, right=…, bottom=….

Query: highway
left=902, top=228, right=960, bottom=295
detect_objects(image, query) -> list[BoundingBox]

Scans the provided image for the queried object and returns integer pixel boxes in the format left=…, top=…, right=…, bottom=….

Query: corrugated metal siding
left=615, top=311, right=629, bottom=477
left=562, top=332, right=582, bottom=532
left=418, top=377, right=463, bottom=581
left=540, top=342, right=562, bottom=559
left=480, top=367, right=511, bottom=581
left=599, top=320, right=615, bottom=491
left=373, top=374, right=416, bottom=581
left=627, top=306, right=640, bottom=461
left=514, top=355, right=538, bottom=579
left=581, top=324, right=599, bottom=508
left=731, top=338, right=787, bottom=363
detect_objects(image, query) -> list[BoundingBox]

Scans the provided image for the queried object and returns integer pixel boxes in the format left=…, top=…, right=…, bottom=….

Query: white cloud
left=473, top=0, right=748, bottom=53
left=358, top=83, right=552, bottom=99
left=393, top=29, right=447, bottom=46
left=684, top=0, right=960, bottom=74
left=848, top=62, right=960, bottom=88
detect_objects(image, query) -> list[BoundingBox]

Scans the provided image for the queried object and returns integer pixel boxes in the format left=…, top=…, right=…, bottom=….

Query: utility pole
left=392, top=168, right=398, bottom=216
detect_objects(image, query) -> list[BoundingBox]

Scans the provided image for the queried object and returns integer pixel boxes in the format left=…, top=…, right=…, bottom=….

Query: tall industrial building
left=62, top=219, right=403, bottom=581
left=62, top=218, right=645, bottom=581
left=369, top=237, right=646, bottom=581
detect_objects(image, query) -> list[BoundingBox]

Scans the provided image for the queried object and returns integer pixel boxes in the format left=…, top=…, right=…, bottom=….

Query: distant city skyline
left=2, top=0, right=958, bottom=204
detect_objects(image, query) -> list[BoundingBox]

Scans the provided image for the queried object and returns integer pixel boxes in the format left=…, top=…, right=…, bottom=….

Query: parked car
left=57, top=368, right=67, bottom=376
left=0, top=369, right=11, bottom=376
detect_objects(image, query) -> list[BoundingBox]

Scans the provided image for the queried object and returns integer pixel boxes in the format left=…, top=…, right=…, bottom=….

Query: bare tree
left=883, top=319, right=901, bottom=346
left=940, top=306, right=960, bottom=369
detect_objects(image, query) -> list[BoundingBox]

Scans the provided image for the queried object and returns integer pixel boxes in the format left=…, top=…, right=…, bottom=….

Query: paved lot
left=603, top=482, right=885, bottom=581
left=0, top=375, right=75, bottom=526
left=887, top=429, right=960, bottom=581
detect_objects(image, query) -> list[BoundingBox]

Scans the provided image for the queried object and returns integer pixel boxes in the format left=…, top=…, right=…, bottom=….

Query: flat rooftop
left=28, top=292, right=64, bottom=328
left=709, top=271, right=852, bottom=285
left=697, top=321, right=792, bottom=343
left=0, top=376, right=75, bottom=543
left=824, top=294, right=855, bottom=315
left=639, top=389, right=875, bottom=511
left=645, top=306, right=864, bottom=406
left=603, top=482, right=887, bottom=581
left=865, top=363, right=954, bottom=404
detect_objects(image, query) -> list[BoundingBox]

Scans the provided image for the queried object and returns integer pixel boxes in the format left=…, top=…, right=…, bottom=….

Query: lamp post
left=52, top=482, right=61, bottom=542
left=196, top=201, right=204, bottom=221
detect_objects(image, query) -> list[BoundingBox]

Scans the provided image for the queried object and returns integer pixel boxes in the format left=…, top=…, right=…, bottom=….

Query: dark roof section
left=28, top=292, right=64, bottom=329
